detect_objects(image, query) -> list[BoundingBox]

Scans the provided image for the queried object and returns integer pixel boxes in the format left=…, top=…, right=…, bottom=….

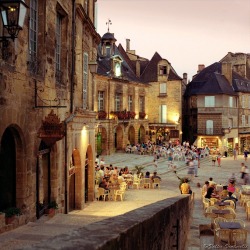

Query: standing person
left=240, top=162, right=246, bottom=183
left=187, top=159, right=195, bottom=181
left=244, top=166, right=249, bottom=185
left=193, top=156, right=199, bottom=177
left=244, top=149, right=248, bottom=162
left=211, top=153, right=216, bottom=166
left=217, top=152, right=222, bottom=167
left=233, top=148, right=237, bottom=160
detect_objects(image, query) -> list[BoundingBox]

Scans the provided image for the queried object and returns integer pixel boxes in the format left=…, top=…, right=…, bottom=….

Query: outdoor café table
left=212, top=209, right=230, bottom=216
left=215, top=201, right=230, bottom=207
left=219, top=222, right=241, bottom=229
left=218, top=222, right=242, bottom=244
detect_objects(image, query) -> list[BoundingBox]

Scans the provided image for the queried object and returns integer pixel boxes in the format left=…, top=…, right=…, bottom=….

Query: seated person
left=145, top=171, right=151, bottom=178
left=208, top=177, right=216, bottom=186
left=109, top=174, right=118, bottom=185
left=219, top=186, right=228, bottom=199
left=205, top=186, right=219, bottom=199
left=117, top=173, right=125, bottom=184
left=180, top=178, right=191, bottom=194
left=222, top=192, right=238, bottom=208
left=201, top=181, right=209, bottom=196
left=99, top=177, right=110, bottom=190
left=227, top=182, right=235, bottom=193
left=151, top=172, right=161, bottom=181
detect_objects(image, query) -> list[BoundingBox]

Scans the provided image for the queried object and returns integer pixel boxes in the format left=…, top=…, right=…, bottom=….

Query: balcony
left=110, top=111, right=136, bottom=120
left=197, top=128, right=223, bottom=136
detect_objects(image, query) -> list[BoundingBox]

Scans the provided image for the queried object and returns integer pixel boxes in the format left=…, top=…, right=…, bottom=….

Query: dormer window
left=112, top=55, right=123, bottom=77
left=115, top=61, right=121, bottom=77
left=159, top=65, right=167, bottom=75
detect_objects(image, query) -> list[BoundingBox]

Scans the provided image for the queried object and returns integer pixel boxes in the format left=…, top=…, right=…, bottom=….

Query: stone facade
left=184, top=54, right=250, bottom=154
left=0, top=0, right=100, bottom=230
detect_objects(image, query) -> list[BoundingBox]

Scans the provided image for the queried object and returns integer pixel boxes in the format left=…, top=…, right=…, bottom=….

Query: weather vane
left=106, top=19, right=112, bottom=32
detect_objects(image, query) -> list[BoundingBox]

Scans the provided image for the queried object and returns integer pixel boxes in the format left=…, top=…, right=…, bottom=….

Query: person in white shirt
left=193, top=157, right=199, bottom=177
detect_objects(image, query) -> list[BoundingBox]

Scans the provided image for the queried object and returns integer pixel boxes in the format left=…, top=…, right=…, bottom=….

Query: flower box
left=98, top=111, right=107, bottom=120
left=139, top=112, right=146, bottom=119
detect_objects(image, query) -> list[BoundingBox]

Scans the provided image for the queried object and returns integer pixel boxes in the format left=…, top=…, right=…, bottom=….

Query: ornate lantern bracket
left=37, top=110, right=65, bottom=147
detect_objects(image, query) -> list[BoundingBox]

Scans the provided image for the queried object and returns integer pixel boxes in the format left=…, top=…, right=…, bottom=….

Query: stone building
left=94, top=34, right=183, bottom=154
left=0, top=0, right=100, bottom=226
left=183, top=53, right=250, bottom=154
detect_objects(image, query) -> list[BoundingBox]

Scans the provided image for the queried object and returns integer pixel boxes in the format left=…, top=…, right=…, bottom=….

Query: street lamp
left=0, top=0, right=28, bottom=56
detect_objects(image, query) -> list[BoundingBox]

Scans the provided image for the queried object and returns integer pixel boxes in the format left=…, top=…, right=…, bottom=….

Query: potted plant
left=97, top=110, right=107, bottom=120
left=139, top=112, right=146, bottom=119
left=127, top=111, right=136, bottom=119
left=3, top=207, right=21, bottom=225
left=45, top=201, right=58, bottom=216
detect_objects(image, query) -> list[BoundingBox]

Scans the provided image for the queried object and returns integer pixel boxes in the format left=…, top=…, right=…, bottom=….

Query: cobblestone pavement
left=0, top=153, right=249, bottom=250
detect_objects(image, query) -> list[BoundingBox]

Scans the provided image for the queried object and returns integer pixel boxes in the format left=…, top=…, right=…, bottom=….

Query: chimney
left=126, top=39, right=130, bottom=52
left=197, top=64, right=205, bottom=73
left=182, top=73, right=188, bottom=85
left=136, top=59, right=140, bottom=77
left=222, top=62, right=232, bottom=85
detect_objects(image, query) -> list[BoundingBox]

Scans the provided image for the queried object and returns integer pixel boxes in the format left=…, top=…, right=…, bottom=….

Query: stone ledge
left=27, top=196, right=193, bottom=250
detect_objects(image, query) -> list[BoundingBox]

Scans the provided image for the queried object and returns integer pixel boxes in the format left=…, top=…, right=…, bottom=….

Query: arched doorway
left=69, top=149, right=81, bottom=211
left=36, top=141, right=51, bottom=218
left=0, top=126, right=26, bottom=211
left=115, top=126, right=123, bottom=150
left=0, top=128, right=16, bottom=210
left=138, top=126, right=146, bottom=144
left=128, top=126, right=135, bottom=145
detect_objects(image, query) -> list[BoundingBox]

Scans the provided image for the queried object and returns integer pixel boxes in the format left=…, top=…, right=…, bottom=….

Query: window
left=229, top=96, right=233, bottom=108
left=159, top=105, right=167, bottom=123
left=160, top=83, right=167, bottom=95
left=242, top=115, right=246, bottom=127
left=128, top=95, right=133, bottom=111
left=115, top=93, right=121, bottom=111
left=205, top=96, right=215, bottom=107
left=229, top=118, right=233, bottom=128
left=139, top=96, right=145, bottom=112
left=114, top=61, right=121, bottom=77
left=55, top=13, right=62, bottom=82
left=29, top=0, right=38, bottom=60
left=248, top=115, right=250, bottom=126
left=83, top=53, right=88, bottom=109
left=98, top=91, right=104, bottom=111
left=248, top=95, right=250, bottom=108
left=242, top=95, right=245, bottom=108
left=206, top=120, right=213, bottom=134
left=159, top=65, right=167, bottom=75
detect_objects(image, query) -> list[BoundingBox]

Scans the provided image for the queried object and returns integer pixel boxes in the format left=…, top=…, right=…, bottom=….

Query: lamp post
left=0, top=0, right=28, bottom=58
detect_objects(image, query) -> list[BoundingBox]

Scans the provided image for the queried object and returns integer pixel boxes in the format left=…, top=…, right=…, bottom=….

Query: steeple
left=101, top=19, right=116, bottom=57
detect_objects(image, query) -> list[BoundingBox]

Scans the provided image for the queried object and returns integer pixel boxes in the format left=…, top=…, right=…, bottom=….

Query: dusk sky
left=97, top=0, right=250, bottom=81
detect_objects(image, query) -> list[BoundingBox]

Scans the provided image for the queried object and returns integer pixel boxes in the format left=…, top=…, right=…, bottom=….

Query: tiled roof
left=97, top=44, right=143, bottom=83
left=232, top=71, right=250, bottom=92
left=184, top=62, right=236, bottom=96
left=140, top=52, right=182, bottom=82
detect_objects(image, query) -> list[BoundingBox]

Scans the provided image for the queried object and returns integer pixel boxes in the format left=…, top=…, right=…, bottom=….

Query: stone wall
left=30, top=195, right=193, bottom=250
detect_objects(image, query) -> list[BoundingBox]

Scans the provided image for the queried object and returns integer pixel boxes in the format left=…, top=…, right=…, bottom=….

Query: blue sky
left=97, top=0, right=250, bottom=80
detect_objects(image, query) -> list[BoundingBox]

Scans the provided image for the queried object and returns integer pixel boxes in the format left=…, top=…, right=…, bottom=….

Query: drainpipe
left=70, top=0, right=76, bottom=113
left=63, top=0, right=76, bottom=214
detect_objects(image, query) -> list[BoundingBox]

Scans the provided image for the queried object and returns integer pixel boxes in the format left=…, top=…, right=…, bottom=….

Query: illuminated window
left=159, top=105, right=167, bottom=123
left=128, top=95, right=133, bottom=111
left=206, top=120, right=213, bottom=134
